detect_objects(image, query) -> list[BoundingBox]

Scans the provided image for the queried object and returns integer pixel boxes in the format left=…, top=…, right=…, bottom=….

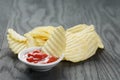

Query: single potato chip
left=8, top=28, right=27, bottom=42
left=7, top=34, right=27, bottom=54
left=28, top=31, right=49, bottom=39
left=64, top=25, right=104, bottom=62
left=42, top=26, right=66, bottom=57
left=24, top=26, right=56, bottom=47
left=24, top=26, right=55, bottom=39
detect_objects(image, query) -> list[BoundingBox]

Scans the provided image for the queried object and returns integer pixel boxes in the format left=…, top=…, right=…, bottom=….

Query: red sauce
left=26, top=49, right=58, bottom=64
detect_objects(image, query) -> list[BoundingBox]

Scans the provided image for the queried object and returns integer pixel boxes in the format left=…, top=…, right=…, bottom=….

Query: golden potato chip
left=8, top=28, right=27, bottom=42
left=28, top=31, right=49, bottom=39
left=24, top=34, right=47, bottom=47
left=7, top=34, right=27, bottom=54
left=42, top=26, right=66, bottom=57
left=24, top=26, right=55, bottom=39
left=24, top=26, right=56, bottom=47
left=7, top=26, right=56, bottom=54
left=64, top=25, right=104, bottom=62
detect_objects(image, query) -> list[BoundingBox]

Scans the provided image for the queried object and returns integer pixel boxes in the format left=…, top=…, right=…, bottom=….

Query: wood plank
left=0, top=0, right=120, bottom=80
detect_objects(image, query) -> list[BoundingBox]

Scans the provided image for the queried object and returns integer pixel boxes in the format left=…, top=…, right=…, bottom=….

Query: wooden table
left=0, top=0, right=120, bottom=80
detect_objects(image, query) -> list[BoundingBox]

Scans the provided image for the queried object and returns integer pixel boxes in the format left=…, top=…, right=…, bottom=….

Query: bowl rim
left=18, top=47, right=64, bottom=66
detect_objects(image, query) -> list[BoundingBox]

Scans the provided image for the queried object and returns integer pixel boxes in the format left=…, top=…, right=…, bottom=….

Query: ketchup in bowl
left=18, top=47, right=64, bottom=71
left=25, top=49, right=58, bottom=64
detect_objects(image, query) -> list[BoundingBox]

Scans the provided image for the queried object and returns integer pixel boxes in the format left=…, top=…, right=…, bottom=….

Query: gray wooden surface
left=0, top=0, right=120, bottom=80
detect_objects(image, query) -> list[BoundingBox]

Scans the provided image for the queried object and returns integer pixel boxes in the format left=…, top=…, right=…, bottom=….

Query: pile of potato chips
left=7, top=26, right=55, bottom=54
left=7, top=24, right=104, bottom=62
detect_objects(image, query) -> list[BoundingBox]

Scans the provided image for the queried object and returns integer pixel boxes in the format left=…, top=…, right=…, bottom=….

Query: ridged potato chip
left=64, top=25, right=104, bottom=62
left=7, top=34, right=27, bottom=54
left=8, top=28, right=27, bottom=42
left=24, top=26, right=55, bottom=47
left=24, top=26, right=55, bottom=39
left=42, top=26, right=66, bottom=57
left=7, top=26, right=56, bottom=54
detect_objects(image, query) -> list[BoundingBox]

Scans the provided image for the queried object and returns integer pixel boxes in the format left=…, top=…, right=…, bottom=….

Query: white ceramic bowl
left=18, top=47, right=64, bottom=71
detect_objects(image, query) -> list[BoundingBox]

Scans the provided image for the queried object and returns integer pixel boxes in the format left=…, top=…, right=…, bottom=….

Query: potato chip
left=28, top=31, right=49, bottom=39
left=7, top=26, right=56, bottom=54
left=8, top=28, right=27, bottom=42
left=24, top=26, right=55, bottom=39
left=24, top=26, right=56, bottom=47
left=64, top=25, right=104, bottom=62
left=7, top=34, right=27, bottom=54
left=42, top=26, right=66, bottom=57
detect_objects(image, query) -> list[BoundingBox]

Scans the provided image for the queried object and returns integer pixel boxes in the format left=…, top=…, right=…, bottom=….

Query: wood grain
left=0, top=0, right=13, bottom=50
left=0, top=0, right=120, bottom=80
